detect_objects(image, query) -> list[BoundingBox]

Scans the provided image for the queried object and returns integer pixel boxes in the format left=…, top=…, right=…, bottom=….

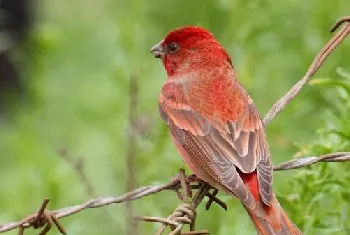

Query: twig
left=125, top=74, right=139, bottom=235
left=58, top=149, right=120, bottom=231
left=58, top=149, right=97, bottom=197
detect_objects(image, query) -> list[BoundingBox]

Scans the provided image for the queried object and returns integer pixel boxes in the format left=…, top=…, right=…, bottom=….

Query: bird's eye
left=167, top=43, right=179, bottom=53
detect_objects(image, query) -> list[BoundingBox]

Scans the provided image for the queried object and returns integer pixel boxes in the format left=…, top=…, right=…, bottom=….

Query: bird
left=151, top=26, right=301, bottom=235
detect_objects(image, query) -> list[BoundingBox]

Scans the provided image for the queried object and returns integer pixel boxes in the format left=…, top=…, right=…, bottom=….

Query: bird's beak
left=150, top=40, right=165, bottom=59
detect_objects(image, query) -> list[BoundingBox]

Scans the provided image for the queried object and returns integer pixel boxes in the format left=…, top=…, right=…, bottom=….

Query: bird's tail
left=243, top=193, right=302, bottom=235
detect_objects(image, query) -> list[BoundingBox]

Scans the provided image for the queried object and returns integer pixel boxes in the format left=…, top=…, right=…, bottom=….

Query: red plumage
left=152, top=26, right=301, bottom=235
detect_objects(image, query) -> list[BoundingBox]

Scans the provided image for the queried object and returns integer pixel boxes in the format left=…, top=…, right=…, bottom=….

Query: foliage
left=280, top=69, right=350, bottom=235
left=0, top=1, right=349, bottom=234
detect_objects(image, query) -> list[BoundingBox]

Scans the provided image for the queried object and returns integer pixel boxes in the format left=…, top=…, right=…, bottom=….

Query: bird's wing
left=159, top=79, right=272, bottom=208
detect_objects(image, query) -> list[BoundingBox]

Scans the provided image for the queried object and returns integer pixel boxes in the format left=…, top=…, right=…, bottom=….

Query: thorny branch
left=0, top=16, right=349, bottom=235
left=125, top=75, right=139, bottom=235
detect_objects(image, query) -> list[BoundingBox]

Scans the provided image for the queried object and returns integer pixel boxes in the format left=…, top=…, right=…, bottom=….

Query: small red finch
left=151, top=26, right=301, bottom=235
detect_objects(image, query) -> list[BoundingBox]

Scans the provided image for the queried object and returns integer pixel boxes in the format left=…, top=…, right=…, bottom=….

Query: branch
left=0, top=16, right=349, bottom=235
left=58, top=149, right=97, bottom=198
left=125, top=74, right=139, bottom=235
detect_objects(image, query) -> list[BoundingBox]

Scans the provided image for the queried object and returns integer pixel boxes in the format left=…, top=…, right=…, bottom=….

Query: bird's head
left=151, top=26, right=231, bottom=76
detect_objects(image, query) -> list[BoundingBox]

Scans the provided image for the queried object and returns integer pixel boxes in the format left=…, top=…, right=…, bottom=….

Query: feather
left=159, top=73, right=273, bottom=208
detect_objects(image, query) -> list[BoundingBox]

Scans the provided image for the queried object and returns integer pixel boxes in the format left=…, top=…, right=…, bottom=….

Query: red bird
left=151, top=26, right=301, bottom=235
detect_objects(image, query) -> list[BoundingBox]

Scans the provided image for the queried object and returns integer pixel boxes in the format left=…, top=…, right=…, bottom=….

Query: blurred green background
left=0, top=0, right=349, bottom=234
